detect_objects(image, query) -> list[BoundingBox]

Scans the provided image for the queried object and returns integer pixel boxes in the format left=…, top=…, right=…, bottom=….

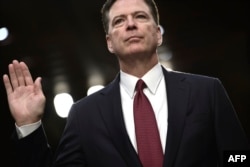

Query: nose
left=126, top=16, right=137, bottom=30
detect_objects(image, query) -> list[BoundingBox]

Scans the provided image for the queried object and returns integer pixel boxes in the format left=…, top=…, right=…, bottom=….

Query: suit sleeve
left=13, top=125, right=53, bottom=167
left=13, top=104, right=87, bottom=167
left=213, top=78, right=250, bottom=164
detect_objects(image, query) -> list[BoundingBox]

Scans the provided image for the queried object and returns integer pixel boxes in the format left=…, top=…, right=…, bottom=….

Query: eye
left=135, top=13, right=148, bottom=21
left=136, top=14, right=146, bottom=19
left=113, top=18, right=124, bottom=27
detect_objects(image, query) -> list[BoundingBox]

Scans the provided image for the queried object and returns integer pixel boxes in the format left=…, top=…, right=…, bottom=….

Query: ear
left=157, top=26, right=163, bottom=46
left=106, top=35, right=114, bottom=53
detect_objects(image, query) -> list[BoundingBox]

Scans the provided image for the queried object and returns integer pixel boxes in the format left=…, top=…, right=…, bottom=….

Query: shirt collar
left=120, top=63, right=163, bottom=98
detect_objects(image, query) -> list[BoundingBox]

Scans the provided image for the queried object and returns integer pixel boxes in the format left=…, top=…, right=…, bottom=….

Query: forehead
left=109, top=0, right=151, bottom=18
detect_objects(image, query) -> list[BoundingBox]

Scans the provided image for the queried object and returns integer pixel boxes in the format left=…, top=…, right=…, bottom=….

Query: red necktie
left=133, top=79, right=164, bottom=167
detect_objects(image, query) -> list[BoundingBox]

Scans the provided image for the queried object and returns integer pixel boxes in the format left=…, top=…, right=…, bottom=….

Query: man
left=3, top=0, right=249, bottom=166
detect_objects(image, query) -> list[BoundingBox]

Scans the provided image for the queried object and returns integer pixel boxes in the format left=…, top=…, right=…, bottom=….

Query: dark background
left=0, top=0, right=249, bottom=166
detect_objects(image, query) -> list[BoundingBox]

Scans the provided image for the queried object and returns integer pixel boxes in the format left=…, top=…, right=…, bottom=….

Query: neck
left=119, top=54, right=159, bottom=78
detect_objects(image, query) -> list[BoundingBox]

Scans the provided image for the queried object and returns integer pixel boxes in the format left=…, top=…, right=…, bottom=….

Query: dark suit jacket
left=14, top=67, right=250, bottom=167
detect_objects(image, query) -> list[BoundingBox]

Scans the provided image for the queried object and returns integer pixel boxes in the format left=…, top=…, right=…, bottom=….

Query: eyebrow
left=111, top=11, right=149, bottom=22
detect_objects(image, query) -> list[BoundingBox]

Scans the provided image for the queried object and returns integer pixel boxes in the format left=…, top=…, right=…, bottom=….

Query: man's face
left=106, top=0, right=162, bottom=58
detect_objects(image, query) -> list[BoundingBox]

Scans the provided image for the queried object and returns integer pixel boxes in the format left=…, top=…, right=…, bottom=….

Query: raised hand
left=3, top=60, right=46, bottom=126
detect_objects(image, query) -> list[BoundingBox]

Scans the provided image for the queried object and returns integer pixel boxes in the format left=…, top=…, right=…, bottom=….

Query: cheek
left=110, top=31, right=125, bottom=50
left=144, top=25, right=157, bottom=37
left=108, top=31, right=123, bottom=52
left=145, top=28, right=159, bottom=44
left=111, top=29, right=122, bottom=41
left=152, top=27, right=159, bottom=38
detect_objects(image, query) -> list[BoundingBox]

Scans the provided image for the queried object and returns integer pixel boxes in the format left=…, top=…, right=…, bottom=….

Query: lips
left=125, top=36, right=142, bottom=42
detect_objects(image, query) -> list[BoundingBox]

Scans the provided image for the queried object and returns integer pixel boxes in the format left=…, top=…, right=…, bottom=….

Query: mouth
left=125, top=36, right=142, bottom=42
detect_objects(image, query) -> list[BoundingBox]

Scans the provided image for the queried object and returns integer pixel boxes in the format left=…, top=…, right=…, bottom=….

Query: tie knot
left=135, top=79, right=146, bottom=91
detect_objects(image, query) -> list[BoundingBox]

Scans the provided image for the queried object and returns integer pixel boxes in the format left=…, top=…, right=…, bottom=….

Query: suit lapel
left=98, top=74, right=142, bottom=167
left=162, top=68, right=190, bottom=167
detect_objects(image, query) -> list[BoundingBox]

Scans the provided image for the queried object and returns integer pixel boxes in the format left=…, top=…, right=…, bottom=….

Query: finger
left=13, top=60, right=25, bottom=86
left=3, top=74, right=13, bottom=95
left=8, top=63, right=19, bottom=89
left=20, top=61, right=34, bottom=85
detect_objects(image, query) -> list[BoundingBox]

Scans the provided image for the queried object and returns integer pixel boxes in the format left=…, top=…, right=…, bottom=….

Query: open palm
left=3, top=60, right=45, bottom=126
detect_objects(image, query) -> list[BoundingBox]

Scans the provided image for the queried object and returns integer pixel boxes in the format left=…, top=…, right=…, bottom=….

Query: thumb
left=34, top=77, right=43, bottom=94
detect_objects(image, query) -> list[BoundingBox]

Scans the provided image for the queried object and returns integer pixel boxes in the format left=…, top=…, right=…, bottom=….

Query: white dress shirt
left=120, top=63, right=168, bottom=153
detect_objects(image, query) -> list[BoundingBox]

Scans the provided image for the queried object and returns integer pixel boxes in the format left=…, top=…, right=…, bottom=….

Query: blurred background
left=0, top=0, right=249, bottom=165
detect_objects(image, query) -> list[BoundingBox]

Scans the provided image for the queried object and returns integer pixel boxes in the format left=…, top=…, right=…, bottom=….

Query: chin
left=126, top=45, right=146, bottom=54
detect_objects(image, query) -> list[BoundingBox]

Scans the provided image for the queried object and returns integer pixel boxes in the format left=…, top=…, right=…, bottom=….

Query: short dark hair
left=101, top=0, right=160, bottom=34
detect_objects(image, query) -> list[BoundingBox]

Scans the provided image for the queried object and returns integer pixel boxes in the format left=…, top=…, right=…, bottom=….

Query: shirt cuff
left=15, top=120, right=42, bottom=139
